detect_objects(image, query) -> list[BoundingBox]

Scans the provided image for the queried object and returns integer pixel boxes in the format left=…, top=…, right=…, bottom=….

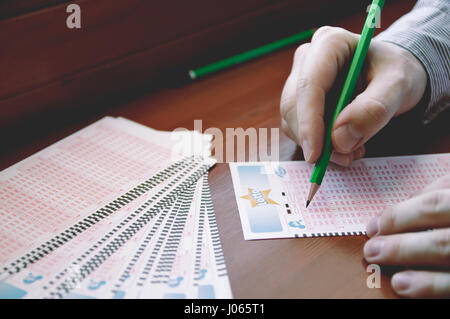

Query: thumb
left=331, top=74, right=405, bottom=153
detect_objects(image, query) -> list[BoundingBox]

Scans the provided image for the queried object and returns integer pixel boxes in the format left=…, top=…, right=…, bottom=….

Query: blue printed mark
left=87, top=279, right=106, bottom=290
left=196, top=268, right=207, bottom=280
left=274, top=165, right=287, bottom=178
left=23, top=273, right=43, bottom=284
left=167, top=276, right=183, bottom=287
left=112, top=290, right=126, bottom=299
left=289, top=220, right=306, bottom=229
left=198, top=285, right=215, bottom=299
left=0, top=282, right=27, bottom=299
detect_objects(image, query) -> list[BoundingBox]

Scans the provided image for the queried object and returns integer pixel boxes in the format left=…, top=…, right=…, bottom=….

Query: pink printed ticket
left=0, top=117, right=213, bottom=274
left=229, top=153, right=450, bottom=240
left=0, top=116, right=233, bottom=299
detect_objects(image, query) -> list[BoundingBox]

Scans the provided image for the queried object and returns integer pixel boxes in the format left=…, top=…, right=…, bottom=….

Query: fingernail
left=364, top=238, right=384, bottom=258
left=302, top=140, right=312, bottom=162
left=366, top=216, right=380, bottom=237
left=392, top=272, right=412, bottom=293
left=333, top=124, right=363, bottom=153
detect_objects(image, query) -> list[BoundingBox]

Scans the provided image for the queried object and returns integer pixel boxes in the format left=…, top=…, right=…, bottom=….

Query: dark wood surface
left=0, top=0, right=370, bottom=128
left=1, top=0, right=449, bottom=298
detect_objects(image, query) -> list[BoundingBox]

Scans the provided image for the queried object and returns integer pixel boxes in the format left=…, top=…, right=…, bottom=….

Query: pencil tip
left=305, top=200, right=310, bottom=208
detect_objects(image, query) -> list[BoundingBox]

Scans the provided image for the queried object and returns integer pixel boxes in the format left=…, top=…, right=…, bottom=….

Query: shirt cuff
left=374, top=0, right=450, bottom=124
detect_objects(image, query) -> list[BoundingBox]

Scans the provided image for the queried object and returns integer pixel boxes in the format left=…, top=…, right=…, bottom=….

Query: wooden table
left=1, top=0, right=449, bottom=298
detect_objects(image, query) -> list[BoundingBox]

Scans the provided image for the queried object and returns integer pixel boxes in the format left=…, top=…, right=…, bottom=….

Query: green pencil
left=306, top=0, right=385, bottom=208
left=188, top=28, right=315, bottom=79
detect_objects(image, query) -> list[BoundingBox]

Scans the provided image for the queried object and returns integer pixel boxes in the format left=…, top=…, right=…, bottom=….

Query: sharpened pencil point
left=306, top=183, right=320, bottom=208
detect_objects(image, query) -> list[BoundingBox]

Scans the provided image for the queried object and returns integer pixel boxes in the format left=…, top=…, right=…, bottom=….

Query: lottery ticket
left=58, top=176, right=232, bottom=299
left=229, top=153, right=450, bottom=240
left=0, top=117, right=208, bottom=271
left=0, top=116, right=232, bottom=299
left=134, top=176, right=231, bottom=299
left=2, top=157, right=212, bottom=298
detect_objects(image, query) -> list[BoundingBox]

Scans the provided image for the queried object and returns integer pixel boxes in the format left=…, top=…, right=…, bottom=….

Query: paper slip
left=64, top=177, right=231, bottom=299
left=0, top=116, right=211, bottom=273
left=0, top=117, right=232, bottom=299
left=230, top=153, right=450, bottom=240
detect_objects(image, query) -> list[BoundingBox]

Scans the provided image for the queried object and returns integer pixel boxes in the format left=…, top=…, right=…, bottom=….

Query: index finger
left=296, top=27, right=359, bottom=162
left=366, top=189, right=450, bottom=237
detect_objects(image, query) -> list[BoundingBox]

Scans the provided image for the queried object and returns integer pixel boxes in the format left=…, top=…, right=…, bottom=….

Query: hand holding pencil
left=280, top=13, right=427, bottom=172
left=281, top=0, right=450, bottom=298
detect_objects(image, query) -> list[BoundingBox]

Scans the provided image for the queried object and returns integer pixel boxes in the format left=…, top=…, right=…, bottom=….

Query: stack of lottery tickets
left=0, top=117, right=232, bottom=299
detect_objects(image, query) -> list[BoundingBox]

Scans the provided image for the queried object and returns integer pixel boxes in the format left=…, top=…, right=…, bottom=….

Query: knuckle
left=313, top=26, right=346, bottom=42
left=296, top=77, right=312, bottom=91
left=380, top=208, right=397, bottom=233
left=359, top=97, right=391, bottom=126
left=389, top=67, right=412, bottom=93
left=393, top=67, right=409, bottom=86
left=387, top=237, right=403, bottom=262
left=297, top=113, right=322, bottom=134
left=296, top=78, right=325, bottom=97
left=294, top=43, right=309, bottom=61
left=420, top=191, right=445, bottom=215
left=387, top=50, right=423, bottom=95
left=312, top=26, right=333, bottom=40
left=433, top=230, right=450, bottom=263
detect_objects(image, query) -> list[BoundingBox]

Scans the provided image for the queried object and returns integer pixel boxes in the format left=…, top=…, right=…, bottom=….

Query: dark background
left=0, top=0, right=414, bottom=153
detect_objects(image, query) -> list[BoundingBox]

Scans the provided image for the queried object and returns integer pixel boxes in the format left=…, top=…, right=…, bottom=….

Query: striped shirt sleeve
left=375, top=0, right=450, bottom=124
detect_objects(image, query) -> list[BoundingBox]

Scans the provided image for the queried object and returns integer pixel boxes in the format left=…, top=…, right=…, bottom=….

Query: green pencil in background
left=188, top=28, right=316, bottom=80
left=306, top=0, right=385, bottom=207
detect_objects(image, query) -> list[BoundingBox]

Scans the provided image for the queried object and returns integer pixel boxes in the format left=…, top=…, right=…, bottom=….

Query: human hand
left=280, top=26, right=427, bottom=166
left=364, top=174, right=450, bottom=298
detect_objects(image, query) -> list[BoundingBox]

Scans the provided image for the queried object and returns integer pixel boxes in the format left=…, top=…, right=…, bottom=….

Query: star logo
left=240, top=188, right=279, bottom=207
